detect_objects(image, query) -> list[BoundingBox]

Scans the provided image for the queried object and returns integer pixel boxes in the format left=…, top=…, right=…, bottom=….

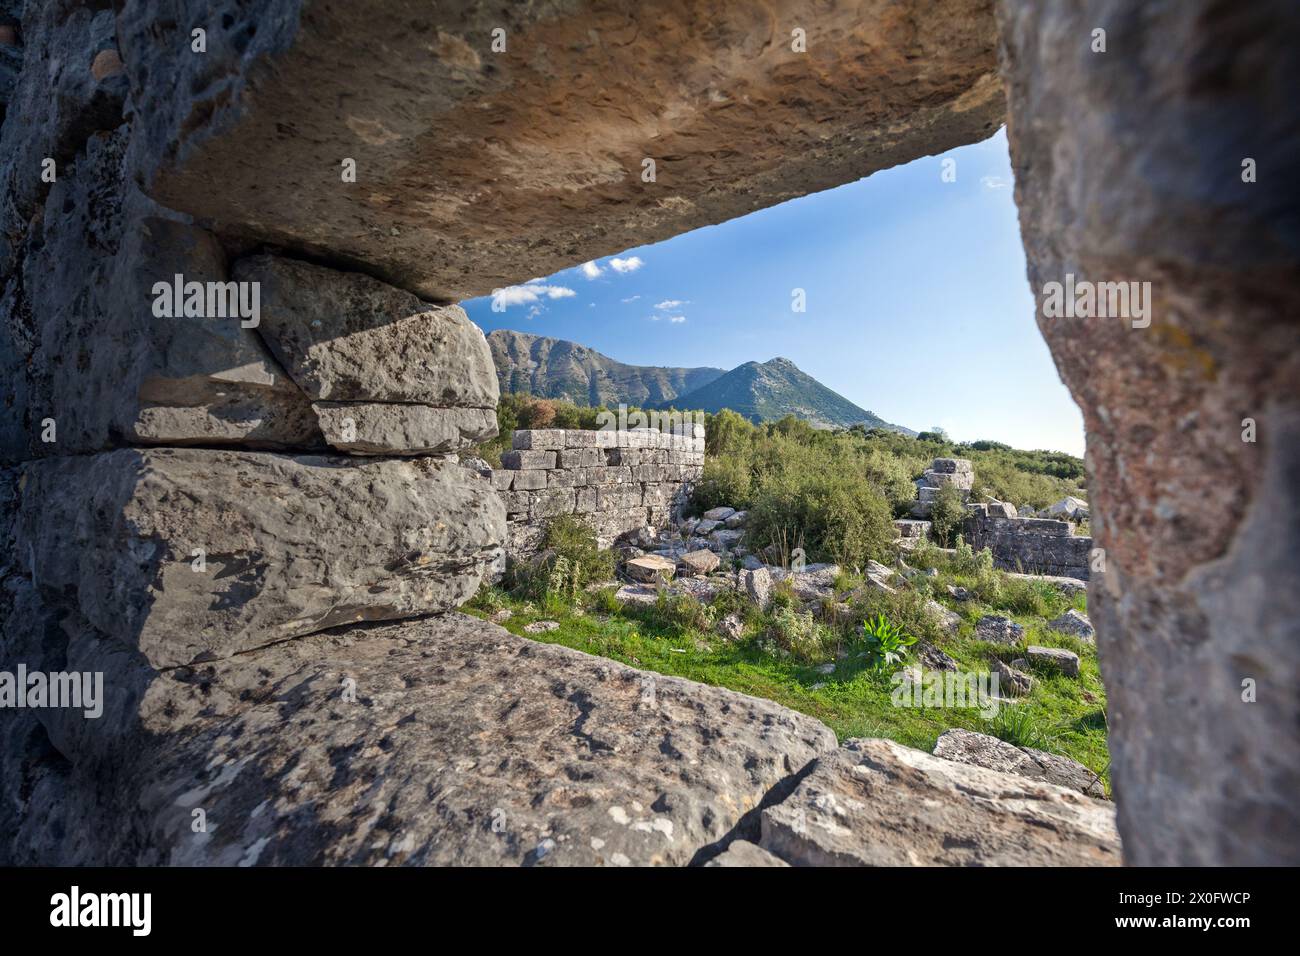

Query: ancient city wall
left=962, top=513, right=1092, bottom=581
left=491, top=426, right=705, bottom=555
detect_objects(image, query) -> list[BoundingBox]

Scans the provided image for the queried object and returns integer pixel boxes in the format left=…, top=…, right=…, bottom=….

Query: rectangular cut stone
left=491, top=470, right=514, bottom=491
left=512, top=429, right=566, bottom=450
left=512, top=470, right=547, bottom=490
left=557, top=447, right=601, bottom=469
left=500, top=449, right=557, bottom=470
left=544, top=469, right=576, bottom=488
left=313, top=403, right=496, bottom=456
left=564, top=430, right=598, bottom=447
left=597, top=485, right=643, bottom=511
left=533, top=489, right=576, bottom=518
left=16, top=448, right=505, bottom=669
left=502, top=491, right=532, bottom=515
left=575, top=488, right=598, bottom=513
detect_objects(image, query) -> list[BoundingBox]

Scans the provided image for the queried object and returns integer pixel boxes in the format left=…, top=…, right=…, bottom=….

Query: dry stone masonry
left=962, top=510, right=1093, bottom=581
left=0, top=0, right=1292, bottom=866
left=494, top=426, right=704, bottom=555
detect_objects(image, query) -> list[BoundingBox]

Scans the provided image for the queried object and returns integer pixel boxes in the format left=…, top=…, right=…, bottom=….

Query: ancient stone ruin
left=490, top=426, right=704, bottom=556
left=963, top=511, right=1093, bottom=581
left=1, top=0, right=1295, bottom=866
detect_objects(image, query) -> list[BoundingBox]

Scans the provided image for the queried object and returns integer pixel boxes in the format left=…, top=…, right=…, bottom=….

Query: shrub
left=507, top=515, right=614, bottom=608
left=694, top=454, right=753, bottom=511
left=651, top=590, right=712, bottom=633
left=747, top=469, right=894, bottom=569
left=763, top=605, right=830, bottom=661
left=541, top=514, right=615, bottom=586
left=927, top=484, right=968, bottom=546
left=860, top=612, right=917, bottom=673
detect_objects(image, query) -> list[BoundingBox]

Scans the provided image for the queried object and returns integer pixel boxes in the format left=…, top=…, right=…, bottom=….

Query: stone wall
left=2, top=0, right=1292, bottom=866
left=962, top=513, right=1092, bottom=581
left=492, top=426, right=704, bottom=555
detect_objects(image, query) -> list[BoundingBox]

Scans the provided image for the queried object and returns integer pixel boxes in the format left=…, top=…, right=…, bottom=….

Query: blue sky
left=462, top=128, right=1085, bottom=456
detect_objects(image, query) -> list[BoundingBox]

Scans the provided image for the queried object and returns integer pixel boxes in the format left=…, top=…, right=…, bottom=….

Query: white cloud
left=980, top=175, right=1010, bottom=190
left=654, top=299, right=688, bottom=310
left=621, top=295, right=641, bottom=303
left=579, top=260, right=603, bottom=280
left=609, top=256, right=644, bottom=274
left=490, top=283, right=576, bottom=310
left=649, top=313, right=686, bottom=324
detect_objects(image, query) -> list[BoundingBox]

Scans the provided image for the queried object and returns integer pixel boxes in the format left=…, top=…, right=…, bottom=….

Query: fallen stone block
left=1026, top=645, right=1081, bottom=678
left=6, top=615, right=837, bottom=865
left=760, top=738, right=1120, bottom=866
left=1047, top=608, right=1095, bottom=642
left=975, top=615, right=1026, bottom=645
left=678, top=550, right=721, bottom=576
left=626, top=555, right=676, bottom=583
left=933, top=729, right=1107, bottom=799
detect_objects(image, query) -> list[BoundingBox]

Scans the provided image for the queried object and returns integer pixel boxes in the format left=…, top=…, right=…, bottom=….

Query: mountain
left=667, top=357, right=913, bottom=433
left=487, top=329, right=726, bottom=407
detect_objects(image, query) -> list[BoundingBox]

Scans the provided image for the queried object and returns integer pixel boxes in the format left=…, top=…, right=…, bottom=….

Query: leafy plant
left=860, top=612, right=917, bottom=672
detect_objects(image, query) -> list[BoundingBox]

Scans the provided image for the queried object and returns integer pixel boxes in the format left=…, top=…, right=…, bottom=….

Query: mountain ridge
left=486, top=329, right=912, bottom=434
left=667, top=356, right=912, bottom=433
left=487, top=329, right=725, bottom=408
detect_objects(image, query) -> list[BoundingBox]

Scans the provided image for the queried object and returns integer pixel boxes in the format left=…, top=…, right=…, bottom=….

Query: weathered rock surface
left=1047, top=609, right=1095, bottom=642
left=975, top=615, right=1025, bottom=645
left=760, top=738, right=1120, bottom=866
left=2, top=133, right=322, bottom=459
left=234, top=254, right=498, bottom=408
left=704, top=840, right=789, bottom=868
left=992, top=658, right=1034, bottom=697
left=312, top=402, right=497, bottom=456
left=998, top=0, right=1300, bottom=863
left=123, top=1, right=1003, bottom=301
left=16, top=448, right=504, bottom=668
left=743, top=567, right=774, bottom=611
left=4, top=614, right=837, bottom=866
left=625, top=555, right=677, bottom=584
left=1026, top=645, right=1080, bottom=679
left=678, top=549, right=720, bottom=577
left=933, top=729, right=1107, bottom=799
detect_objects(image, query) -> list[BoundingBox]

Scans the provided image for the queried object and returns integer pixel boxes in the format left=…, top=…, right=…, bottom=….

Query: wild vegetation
left=466, top=517, right=1108, bottom=789
left=469, top=397, right=1103, bottom=787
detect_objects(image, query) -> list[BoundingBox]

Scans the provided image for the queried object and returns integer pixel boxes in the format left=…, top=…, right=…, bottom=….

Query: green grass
left=466, top=560, right=1110, bottom=792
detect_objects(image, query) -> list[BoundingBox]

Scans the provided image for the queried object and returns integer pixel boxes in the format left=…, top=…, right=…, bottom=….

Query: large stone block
left=233, top=254, right=498, bottom=408
left=121, top=0, right=1001, bottom=302
left=3, top=614, right=837, bottom=865
left=760, top=738, right=1120, bottom=866
left=311, top=403, right=496, bottom=455
left=16, top=448, right=505, bottom=668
